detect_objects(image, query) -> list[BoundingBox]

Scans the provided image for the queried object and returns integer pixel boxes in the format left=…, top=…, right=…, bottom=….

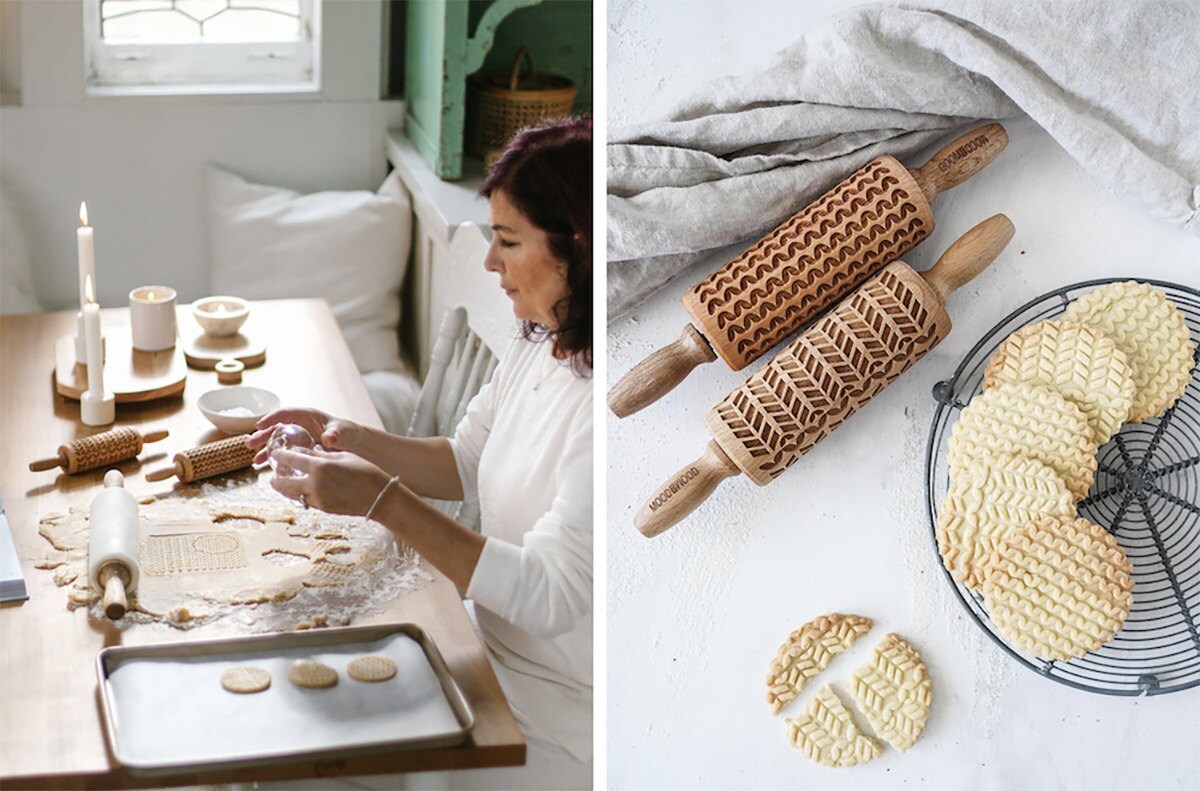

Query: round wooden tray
left=55, top=328, right=187, bottom=403
left=179, top=307, right=266, bottom=370
left=182, top=329, right=267, bottom=370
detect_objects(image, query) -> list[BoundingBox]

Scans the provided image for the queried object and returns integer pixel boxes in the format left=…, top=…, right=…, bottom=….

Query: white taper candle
left=77, top=202, right=95, bottom=310
left=83, top=277, right=103, bottom=397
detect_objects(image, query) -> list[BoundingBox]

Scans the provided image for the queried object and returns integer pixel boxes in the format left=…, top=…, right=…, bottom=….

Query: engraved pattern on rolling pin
left=65, top=427, right=144, bottom=472
left=709, top=266, right=947, bottom=484
left=689, top=159, right=931, bottom=368
left=178, top=435, right=256, bottom=482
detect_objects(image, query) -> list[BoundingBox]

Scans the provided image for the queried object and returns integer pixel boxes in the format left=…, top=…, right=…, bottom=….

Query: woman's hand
left=267, top=447, right=393, bottom=517
left=246, top=407, right=366, bottom=464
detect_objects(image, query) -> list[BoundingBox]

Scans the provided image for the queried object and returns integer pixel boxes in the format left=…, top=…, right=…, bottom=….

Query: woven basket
left=466, top=48, right=576, bottom=165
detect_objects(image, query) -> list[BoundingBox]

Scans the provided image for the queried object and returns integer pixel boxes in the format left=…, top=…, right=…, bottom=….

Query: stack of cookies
left=936, top=281, right=1196, bottom=661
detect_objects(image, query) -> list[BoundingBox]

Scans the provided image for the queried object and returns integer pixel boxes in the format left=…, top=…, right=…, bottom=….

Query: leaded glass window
left=84, top=0, right=319, bottom=92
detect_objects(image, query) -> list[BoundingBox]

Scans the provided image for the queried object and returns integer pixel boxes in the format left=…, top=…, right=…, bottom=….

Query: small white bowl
left=193, top=296, right=250, bottom=336
left=197, top=386, right=279, bottom=434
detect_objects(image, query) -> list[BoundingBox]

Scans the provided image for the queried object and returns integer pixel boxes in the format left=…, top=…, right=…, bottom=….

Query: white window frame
left=83, top=0, right=322, bottom=95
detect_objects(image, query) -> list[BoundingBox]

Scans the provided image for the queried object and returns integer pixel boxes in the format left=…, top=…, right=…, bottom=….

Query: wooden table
left=0, top=300, right=525, bottom=788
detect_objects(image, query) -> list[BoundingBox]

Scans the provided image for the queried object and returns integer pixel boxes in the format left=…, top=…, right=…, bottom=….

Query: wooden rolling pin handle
left=635, top=440, right=741, bottom=538
left=29, top=451, right=67, bottom=472
left=609, top=324, right=718, bottom=418
left=99, top=564, right=130, bottom=620
left=141, top=429, right=169, bottom=444
left=910, top=122, right=1008, bottom=201
left=922, top=214, right=1016, bottom=304
left=144, top=461, right=181, bottom=482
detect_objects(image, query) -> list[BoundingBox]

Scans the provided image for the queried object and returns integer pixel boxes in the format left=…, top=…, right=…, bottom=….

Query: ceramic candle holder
left=129, top=286, right=178, bottom=351
left=192, top=296, right=250, bottom=337
left=74, top=312, right=106, bottom=364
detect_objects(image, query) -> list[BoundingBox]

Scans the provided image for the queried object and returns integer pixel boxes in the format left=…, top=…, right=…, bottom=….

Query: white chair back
left=409, top=223, right=514, bottom=532
left=407, top=307, right=499, bottom=530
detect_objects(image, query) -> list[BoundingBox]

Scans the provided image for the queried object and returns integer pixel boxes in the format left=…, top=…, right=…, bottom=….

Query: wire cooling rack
left=925, top=279, right=1200, bottom=696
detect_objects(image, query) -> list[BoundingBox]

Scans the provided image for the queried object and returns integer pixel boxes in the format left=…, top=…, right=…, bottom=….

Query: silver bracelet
left=364, top=475, right=400, bottom=524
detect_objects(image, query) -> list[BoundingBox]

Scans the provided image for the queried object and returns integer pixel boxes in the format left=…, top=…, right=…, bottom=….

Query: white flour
left=35, top=474, right=431, bottom=637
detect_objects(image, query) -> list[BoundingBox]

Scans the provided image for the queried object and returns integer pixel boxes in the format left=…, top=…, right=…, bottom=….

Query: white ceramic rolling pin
left=88, top=469, right=140, bottom=619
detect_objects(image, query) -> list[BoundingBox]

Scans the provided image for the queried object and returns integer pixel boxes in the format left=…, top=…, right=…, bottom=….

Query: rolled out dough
left=37, top=494, right=404, bottom=628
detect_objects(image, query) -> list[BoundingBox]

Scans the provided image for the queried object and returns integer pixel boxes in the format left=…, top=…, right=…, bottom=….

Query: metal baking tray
left=96, top=623, right=475, bottom=776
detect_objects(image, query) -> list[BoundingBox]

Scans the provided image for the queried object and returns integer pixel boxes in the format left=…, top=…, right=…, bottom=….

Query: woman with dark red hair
left=249, top=116, right=594, bottom=789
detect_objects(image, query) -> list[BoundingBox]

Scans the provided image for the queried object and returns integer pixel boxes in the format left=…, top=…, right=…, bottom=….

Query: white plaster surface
left=0, top=0, right=399, bottom=310
left=606, top=1, right=1200, bottom=789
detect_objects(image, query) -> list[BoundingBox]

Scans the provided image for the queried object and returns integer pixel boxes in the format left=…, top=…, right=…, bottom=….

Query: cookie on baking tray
left=947, top=382, right=1097, bottom=501
left=347, top=655, right=398, bottom=683
left=288, top=660, right=339, bottom=689
left=766, top=613, right=873, bottom=714
left=983, top=515, right=1133, bottom=661
left=982, top=318, right=1135, bottom=446
left=221, top=665, right=272, bottom=694
left=1062, top=281, right=1195, bottom=422
left=936, top=452, right=1076, bottom=590
left=849, top=634, right=933, bottom=753
left=786, top=685, right=882, bottom=768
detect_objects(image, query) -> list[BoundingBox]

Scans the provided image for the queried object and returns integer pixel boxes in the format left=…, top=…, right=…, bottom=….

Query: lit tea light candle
left=80, top=275, right=115, bottom=426
left=129, top=285, right=178, bottom=352
left=192, top=296, right=249, bottom=337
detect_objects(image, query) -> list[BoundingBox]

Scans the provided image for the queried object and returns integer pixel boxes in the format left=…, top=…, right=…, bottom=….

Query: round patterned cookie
left=982, top=319, right=1135, bottom=445
left=347, top=655, right=398, bottom=683
left=786, top=685, right=882, bottom=768
left=983, top=515, right=1134, bottom=661
left=220, top=665, right=271, bottom=694
left=947, top=382, right=1098, bottom=501
left=288, top=660, right=339, bottom=689
left=766, top=613, right=873, bottom=714
left=1062, top=281, right=1195, bottom=422
left=936, top=453, right=1076, bottom=590
left=849, top=634, right=933, bottom=753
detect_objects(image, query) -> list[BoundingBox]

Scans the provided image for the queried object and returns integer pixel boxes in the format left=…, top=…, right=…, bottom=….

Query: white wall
left=0, top=0, right=403, bottom=310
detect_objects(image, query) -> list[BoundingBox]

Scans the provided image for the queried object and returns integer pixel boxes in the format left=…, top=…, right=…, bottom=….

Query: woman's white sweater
left=450, top=337, right=593, bottom=762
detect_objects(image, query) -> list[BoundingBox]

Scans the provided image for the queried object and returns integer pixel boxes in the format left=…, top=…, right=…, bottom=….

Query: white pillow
left=207, top=165, right=412, bottom=373
left=362, top=367, right=421, bottom=435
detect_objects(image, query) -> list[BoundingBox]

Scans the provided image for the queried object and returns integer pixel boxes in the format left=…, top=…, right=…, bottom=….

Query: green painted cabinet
left=404, top=0, right=592, bottom=180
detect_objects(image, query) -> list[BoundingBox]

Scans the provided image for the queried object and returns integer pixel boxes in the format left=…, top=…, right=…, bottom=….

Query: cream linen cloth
left=608, top=0, right=1200, bottom=319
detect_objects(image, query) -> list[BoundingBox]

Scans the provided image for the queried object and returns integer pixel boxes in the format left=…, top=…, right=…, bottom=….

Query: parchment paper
left=104, top=632, right=464, bottom=770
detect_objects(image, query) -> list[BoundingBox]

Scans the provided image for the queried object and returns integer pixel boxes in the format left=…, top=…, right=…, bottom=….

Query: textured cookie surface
left=786, top=685, right=882, bottom=768
left=347, top=655, right=398, bottom=683
left=288, top=660, right=339, bottom=689
left=936, top=453, right=1076, bottom=590
left=221, top=665, right=271, bottom=694
left=983, top=515, right=1133, bottom=661
left=1062, top=281, right=1195, bottom=421
left=849, top=634, right=933, bottom=752
left=947, top=382, right=1097, bottom=501
left=983, top=319, right=1135, bottom=445
left=766, top=613, right=873, bottom=714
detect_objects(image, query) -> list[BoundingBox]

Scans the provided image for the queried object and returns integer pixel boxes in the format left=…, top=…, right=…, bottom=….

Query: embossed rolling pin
left=145, top=434, right=255, bottom=483
left=88, top=470, right=141, bottom=620
left=29, top=426, right=170, bottom=474
left=636, top=214, right=1015, bottom=538
left=608, top=123, right=1008, bottom=418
